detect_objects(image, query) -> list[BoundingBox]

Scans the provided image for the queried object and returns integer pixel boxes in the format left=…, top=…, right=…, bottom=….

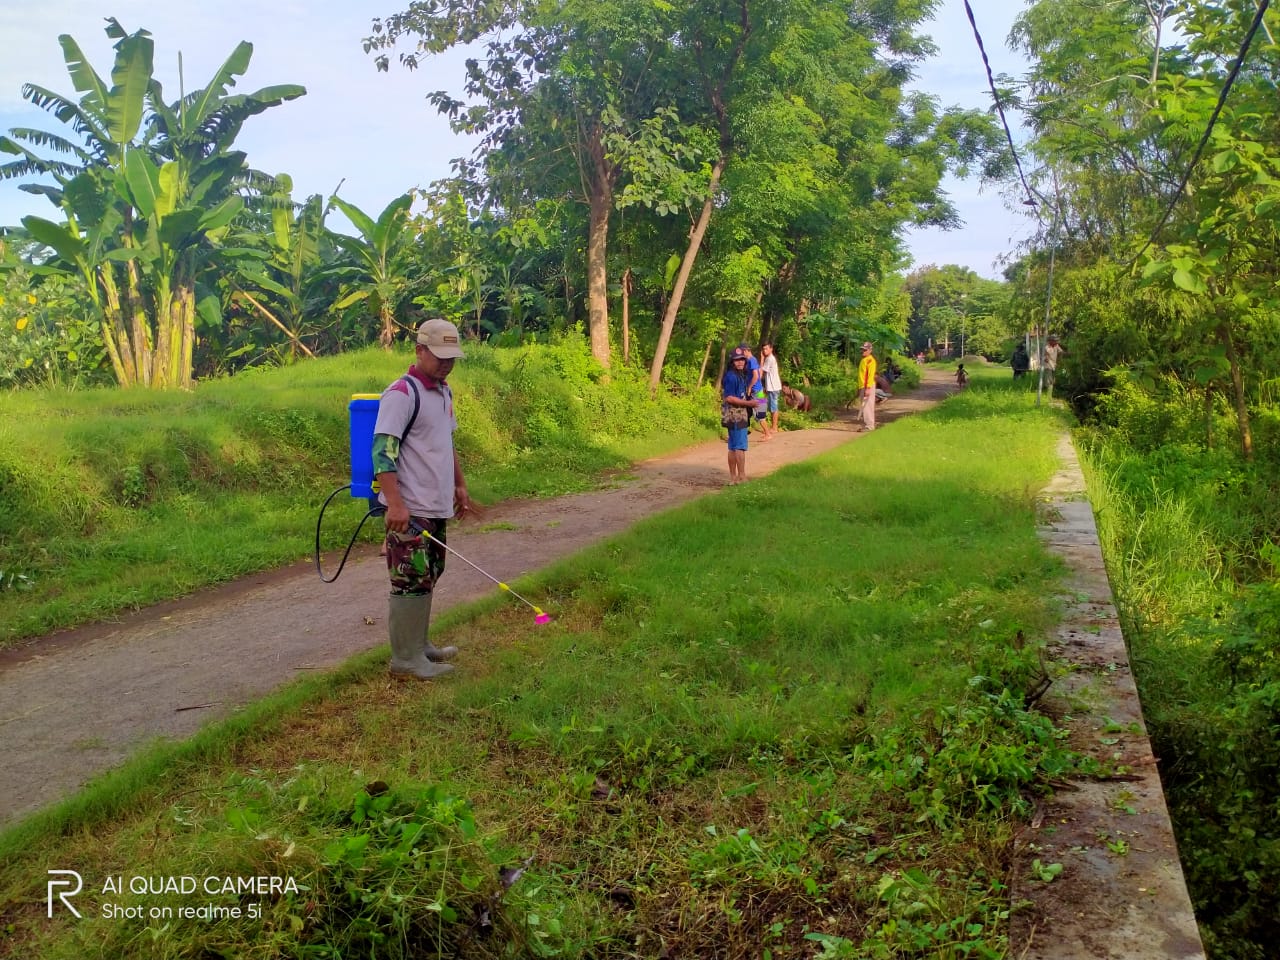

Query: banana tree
left=1, top=19, right=304, bottom=386
left=229, top=185, right=332, bottom=360
left=120, top=148, right=247, bottom=383
left=326, top=192, right=416, bottom=348
left=19, top=180, right=138, bottom=383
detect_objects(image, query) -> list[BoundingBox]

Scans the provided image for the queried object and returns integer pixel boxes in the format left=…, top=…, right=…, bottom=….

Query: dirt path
left=0, top=371, right=954, bottom=826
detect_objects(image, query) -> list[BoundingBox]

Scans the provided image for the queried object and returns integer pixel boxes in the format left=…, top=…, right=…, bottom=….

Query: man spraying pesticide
left=369, top=318, right=549, bottom=681
left=319, top=317, right=553, bottom=679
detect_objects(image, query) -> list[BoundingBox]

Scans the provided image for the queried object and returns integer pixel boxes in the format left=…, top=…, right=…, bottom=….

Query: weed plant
left=1081, top=429, right=1280, bottom=960
left=0, top=333, right=719, bottom=645
left=0, top=385, right=1082, bottom=959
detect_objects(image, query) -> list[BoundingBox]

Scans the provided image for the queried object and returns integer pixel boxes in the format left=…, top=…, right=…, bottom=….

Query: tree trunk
left=158, top=273, right=181, bottom=386
left=379, top=301, right=395, bottom=349
left=696, top=338, right=713, bottom=389
left=98, top=266, right=137, bottom=386
left=177, top=281, right=196, bottom=388
left=156, top=274, right=181, bottom=388
left=621, top=267, right=632, bottom=365
left=796, top=298, right=810, bottom=335
left=714, top=336, right=729, bottom=390
left=125, top=260, right=154, bottom=386
left=1217, top=321, right=1253, bottom=460
left=647, top=153, right=728, bottom=394
left=586, top=177, right=612, bottom=370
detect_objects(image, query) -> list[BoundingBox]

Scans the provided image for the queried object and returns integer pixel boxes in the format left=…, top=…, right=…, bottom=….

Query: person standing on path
left=1011, top=341, right=1030, bottom=380
left=858, top=341, right=877, bottom=431
left=722, top=347, right=756, bottom=484
left=760, top=342, right=783, bottom=433
left=740, top=343, right=773, bottom=442
left=1042, top=334, right=1066, bottom=395
left=373, top=318, right=472, bottom=680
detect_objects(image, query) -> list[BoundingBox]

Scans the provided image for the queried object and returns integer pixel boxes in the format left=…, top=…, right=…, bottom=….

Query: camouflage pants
left=386, top=518, right=448, bottom=597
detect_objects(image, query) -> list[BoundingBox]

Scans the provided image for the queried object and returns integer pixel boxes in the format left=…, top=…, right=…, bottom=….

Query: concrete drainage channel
left=1009, top=433, right=1205, bottom=959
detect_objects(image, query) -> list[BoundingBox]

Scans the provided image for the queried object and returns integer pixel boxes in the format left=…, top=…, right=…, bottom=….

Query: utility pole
left=1036, top=174, right=1061, bottom=408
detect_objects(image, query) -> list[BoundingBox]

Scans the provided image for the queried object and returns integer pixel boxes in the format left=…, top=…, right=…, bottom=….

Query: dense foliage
left=1084, top=425, right=1280, bottom=960
left=1004, top=2, right=1280, bottom=955
left=2, top=6, right=1001, bottom=390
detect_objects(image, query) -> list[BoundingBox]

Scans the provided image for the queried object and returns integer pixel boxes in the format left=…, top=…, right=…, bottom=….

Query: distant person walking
left=722, top=347, right=756, bottom=484
left=1042, top=334, right=1066, bottom=394
left=858, top=341, right=877, bottom=431
left=955, top=363, right=969, bottom=389
left=1011, top=342, right=1030, bottom=379
left=760, top=342, right=783, bottom=433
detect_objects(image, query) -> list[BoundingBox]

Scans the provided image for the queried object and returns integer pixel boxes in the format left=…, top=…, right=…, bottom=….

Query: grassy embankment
left=0, top=337, right=724, bottom=646
left=1081, top=417, right=1280, bottom=960
left=0, top=372, right=1085, bottom=959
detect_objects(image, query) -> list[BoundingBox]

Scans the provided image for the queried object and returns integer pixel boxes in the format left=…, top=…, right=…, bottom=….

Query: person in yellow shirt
left=858, top=341, right=877, bottom=431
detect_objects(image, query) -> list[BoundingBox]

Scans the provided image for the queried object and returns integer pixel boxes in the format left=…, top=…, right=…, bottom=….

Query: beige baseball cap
left=416, top=318, right=465, bottom=359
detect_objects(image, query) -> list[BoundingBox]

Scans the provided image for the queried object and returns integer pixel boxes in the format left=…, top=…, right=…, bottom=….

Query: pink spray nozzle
left=534, top=613, right=552, bottom=625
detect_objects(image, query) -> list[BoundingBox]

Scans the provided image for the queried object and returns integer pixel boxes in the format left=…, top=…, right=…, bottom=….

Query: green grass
left=0, top=384, right=1079, bottom=959
left=1080, top=433, right=1280, bottom=959
left=0, top=337, right=720, bottom=646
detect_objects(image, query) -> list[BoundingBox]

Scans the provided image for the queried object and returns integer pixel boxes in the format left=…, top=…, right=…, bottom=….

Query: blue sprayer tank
left=348, top=394, right=382, bottom=501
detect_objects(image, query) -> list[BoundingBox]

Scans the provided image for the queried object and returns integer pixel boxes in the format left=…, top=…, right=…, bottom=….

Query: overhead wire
left=961, top=0, right=1044, bottom=216
left=961, top=0, right=1059, bottom=382
left=1128, top=0, right=1271, bottom=266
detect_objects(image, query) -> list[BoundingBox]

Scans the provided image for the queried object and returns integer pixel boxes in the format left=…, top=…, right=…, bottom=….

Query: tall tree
left=1011, top=0, right=1184, bottom=255
left=365, top=0, right=685, bottom=370
left=1013, top=0, right=1280, bottom=458
left=646, top=0, right=1003, bottom=390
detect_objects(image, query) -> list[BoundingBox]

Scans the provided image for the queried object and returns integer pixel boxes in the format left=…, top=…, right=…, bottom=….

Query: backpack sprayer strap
left=398, top=375, right=421, bottom=442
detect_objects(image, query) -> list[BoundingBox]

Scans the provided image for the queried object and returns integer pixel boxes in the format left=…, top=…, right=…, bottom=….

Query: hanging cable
left=1128, top=0, right=1271, bottom=266
left=961, top=0, right=1044, bottom=215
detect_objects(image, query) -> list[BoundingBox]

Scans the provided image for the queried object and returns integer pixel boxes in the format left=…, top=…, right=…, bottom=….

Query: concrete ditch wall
left=1009, top=433, right=1205, bottom=959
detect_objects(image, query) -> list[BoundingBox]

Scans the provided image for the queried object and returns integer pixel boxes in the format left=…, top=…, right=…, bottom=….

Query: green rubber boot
left=422, top=592, right=459, bottom=663
left=388, top=594, right=454, bottom=680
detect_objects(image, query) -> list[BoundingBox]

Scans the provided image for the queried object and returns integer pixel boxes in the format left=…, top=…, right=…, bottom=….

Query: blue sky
left=0, top=0, right=1034, bottom=280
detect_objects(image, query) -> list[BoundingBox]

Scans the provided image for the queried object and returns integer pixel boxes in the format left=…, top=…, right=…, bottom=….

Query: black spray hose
left=314, top=483, right=385, bottom=583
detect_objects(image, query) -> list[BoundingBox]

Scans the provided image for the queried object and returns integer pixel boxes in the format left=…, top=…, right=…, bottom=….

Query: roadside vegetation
left=1079, top=385, right=1280, bottom=960
left=0, top=384, right=1084, bottom=959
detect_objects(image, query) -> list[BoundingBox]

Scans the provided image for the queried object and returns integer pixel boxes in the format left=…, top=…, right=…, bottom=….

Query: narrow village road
left=0, top=371, right=955, bottom=825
